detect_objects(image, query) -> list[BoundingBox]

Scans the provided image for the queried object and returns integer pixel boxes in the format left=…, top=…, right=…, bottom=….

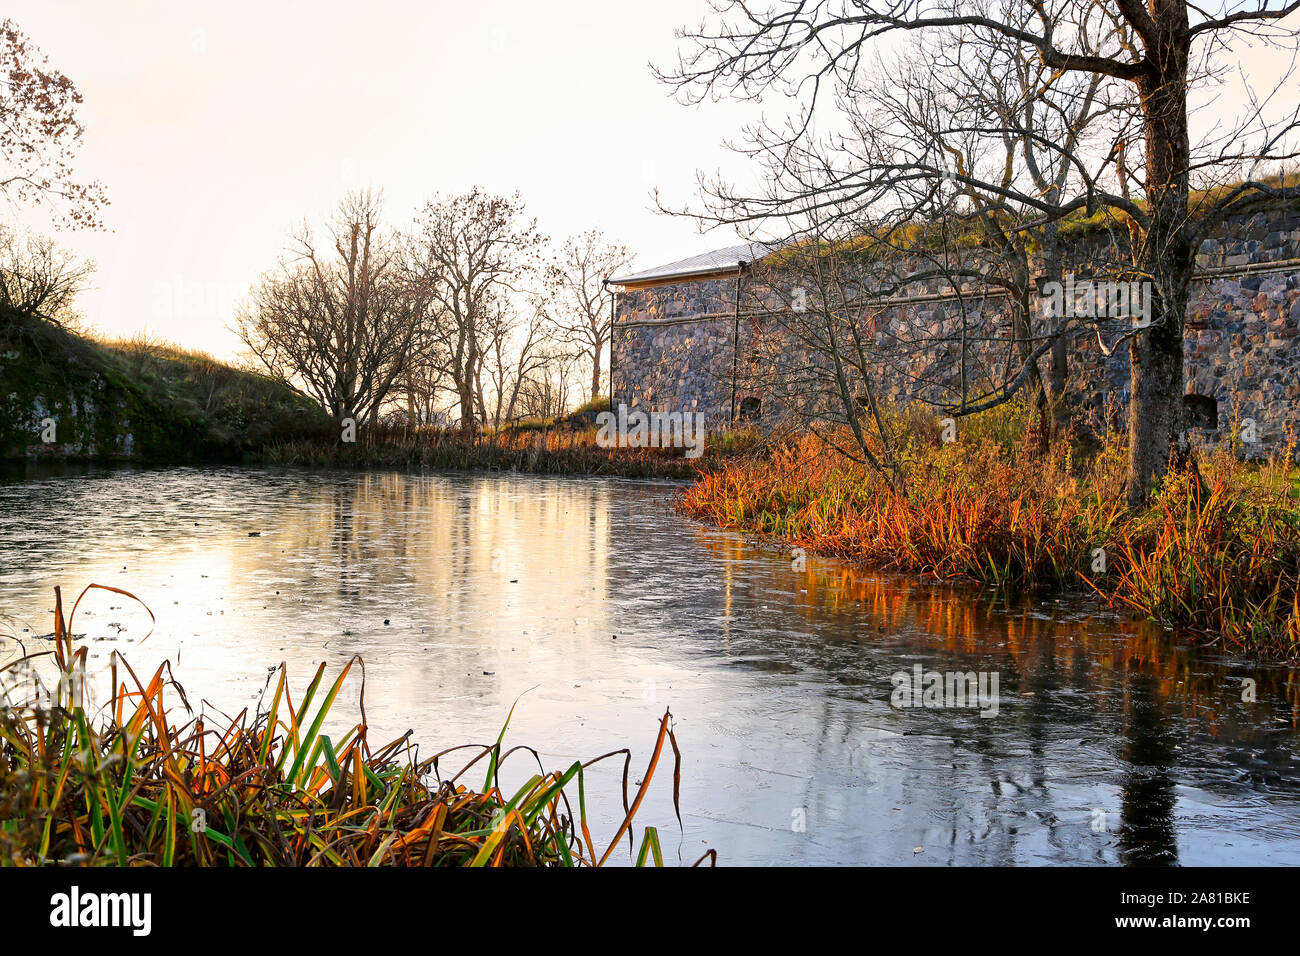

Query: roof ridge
left=610, top=240, right=775, bottom=285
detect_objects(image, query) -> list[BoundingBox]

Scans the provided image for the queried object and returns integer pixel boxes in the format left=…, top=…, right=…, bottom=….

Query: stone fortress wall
left=611, top=206, right=1300, bottom=455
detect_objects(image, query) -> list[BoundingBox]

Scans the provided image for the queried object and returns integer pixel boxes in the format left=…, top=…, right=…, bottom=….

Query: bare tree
left=898, top=18, right=1139, bottom=436
left=664, top=16, right=1133, bottom=459
left=757, top=24, right=1136, bottom=445
left=0, top=19, right=108, bottom=229
left=660, top=0, right=1300, bottom=504
left=405, top=189, right=546, bottom=432
left=741, top=216, right=912, bottom=490
left=398, top=349, right=451, bottom=428
left=0, top=225, right=94, bottom=325
left=480, top=294, right=554, bottom=428
left=236, top=191, right=427, bottom=427
left=546, top=229, right=633, bottom=401
left=518, top=346, right=578, bottom=420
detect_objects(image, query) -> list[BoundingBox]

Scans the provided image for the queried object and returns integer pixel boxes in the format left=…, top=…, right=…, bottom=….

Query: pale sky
left=6, top=2, right=1296, bottom=362
left=6, top=0, right=764, bottom=359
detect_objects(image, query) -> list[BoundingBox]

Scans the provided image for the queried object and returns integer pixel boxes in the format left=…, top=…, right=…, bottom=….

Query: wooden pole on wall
left=605, top=279, right=616, bottom=413
left=729, top=262, right=746, bottom=423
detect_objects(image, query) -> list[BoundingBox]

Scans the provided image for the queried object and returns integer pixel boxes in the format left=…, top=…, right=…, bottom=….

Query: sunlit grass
left=0, top=585, right=710, bottom=867
left=677, top=407, right=1300, bottom=660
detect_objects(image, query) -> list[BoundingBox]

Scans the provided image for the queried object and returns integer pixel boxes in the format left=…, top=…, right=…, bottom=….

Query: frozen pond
left=2, top=465, right=1298, bottom=865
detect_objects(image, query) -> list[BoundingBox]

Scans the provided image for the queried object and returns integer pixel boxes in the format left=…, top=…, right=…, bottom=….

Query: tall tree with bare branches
left=660, top=0, right=1300, bottom=504
left=237, top=191, right=427, bottom=427
left=547, top=229, right=633, bottom=401
left=480, top=294, right=554, bottom=428
left=405, top=189, right=546, bottom=432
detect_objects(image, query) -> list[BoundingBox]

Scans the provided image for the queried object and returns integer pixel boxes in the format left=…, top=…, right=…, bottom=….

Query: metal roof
left=609, top=241, right=776, bottom=286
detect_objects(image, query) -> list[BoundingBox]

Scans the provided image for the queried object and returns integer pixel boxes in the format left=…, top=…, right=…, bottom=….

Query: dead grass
left=677, top=404, right=1300, bottom=660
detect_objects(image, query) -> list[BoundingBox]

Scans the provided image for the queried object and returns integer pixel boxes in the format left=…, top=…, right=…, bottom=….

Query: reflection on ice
left=1, top=465, right=1298, bottom=865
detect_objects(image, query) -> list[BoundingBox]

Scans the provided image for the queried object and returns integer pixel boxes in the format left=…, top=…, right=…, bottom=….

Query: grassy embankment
left=1, top=312, right=745, bottom=476
left=0, top=311, right=333, bottom=462
left=0, top=584, right=701, bottom=867
left=677, top=402, right=1300, bottom=661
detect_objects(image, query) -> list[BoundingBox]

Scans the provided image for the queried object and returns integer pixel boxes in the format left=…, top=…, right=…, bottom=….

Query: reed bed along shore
left=254, top=419, right=766, bottom=479
left=258, top=423, right=686, bottom=477
left=0, top=586, right=707, bottom=867
left=676, top=404, right=1300, bottom=661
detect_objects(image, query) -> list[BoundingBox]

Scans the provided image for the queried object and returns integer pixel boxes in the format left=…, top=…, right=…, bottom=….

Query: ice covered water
left=2, top=465, right=1298, bottom=865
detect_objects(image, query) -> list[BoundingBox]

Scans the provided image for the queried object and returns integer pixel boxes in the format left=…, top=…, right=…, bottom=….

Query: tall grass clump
left=1102, top=470, right=1300, bottom=653
left=0, top=585, right=708, bottom=867
left=677, top=403, right=1300, bottom=660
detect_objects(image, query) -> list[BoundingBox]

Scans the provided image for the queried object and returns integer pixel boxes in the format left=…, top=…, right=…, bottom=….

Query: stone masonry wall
left=612, top=207, right=1300, bottom=455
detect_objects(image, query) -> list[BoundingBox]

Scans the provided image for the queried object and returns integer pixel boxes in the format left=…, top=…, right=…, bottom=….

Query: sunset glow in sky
left=7, top=2, right=1295, bottom=361
left=7, top=0, right=763, bottom=359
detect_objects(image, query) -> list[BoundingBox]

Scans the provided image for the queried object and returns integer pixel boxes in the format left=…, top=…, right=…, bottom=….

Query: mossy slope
left=0, top=311, right=331, bottom=462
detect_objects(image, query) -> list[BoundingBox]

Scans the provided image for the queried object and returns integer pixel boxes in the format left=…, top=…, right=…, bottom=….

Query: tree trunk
left=1009, top=253, right=1050, bottom=455
left=1039, top=225, right=1071, bottom=437
left=1126, top=4, right=1193, bottom=507
left=458, top=380, right=476, bottom=434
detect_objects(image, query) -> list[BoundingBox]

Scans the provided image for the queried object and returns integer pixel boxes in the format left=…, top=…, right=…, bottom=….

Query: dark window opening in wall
left=739, top=396, right=762, bottom=421
left=1184, top=393, right=1218, bottom=429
